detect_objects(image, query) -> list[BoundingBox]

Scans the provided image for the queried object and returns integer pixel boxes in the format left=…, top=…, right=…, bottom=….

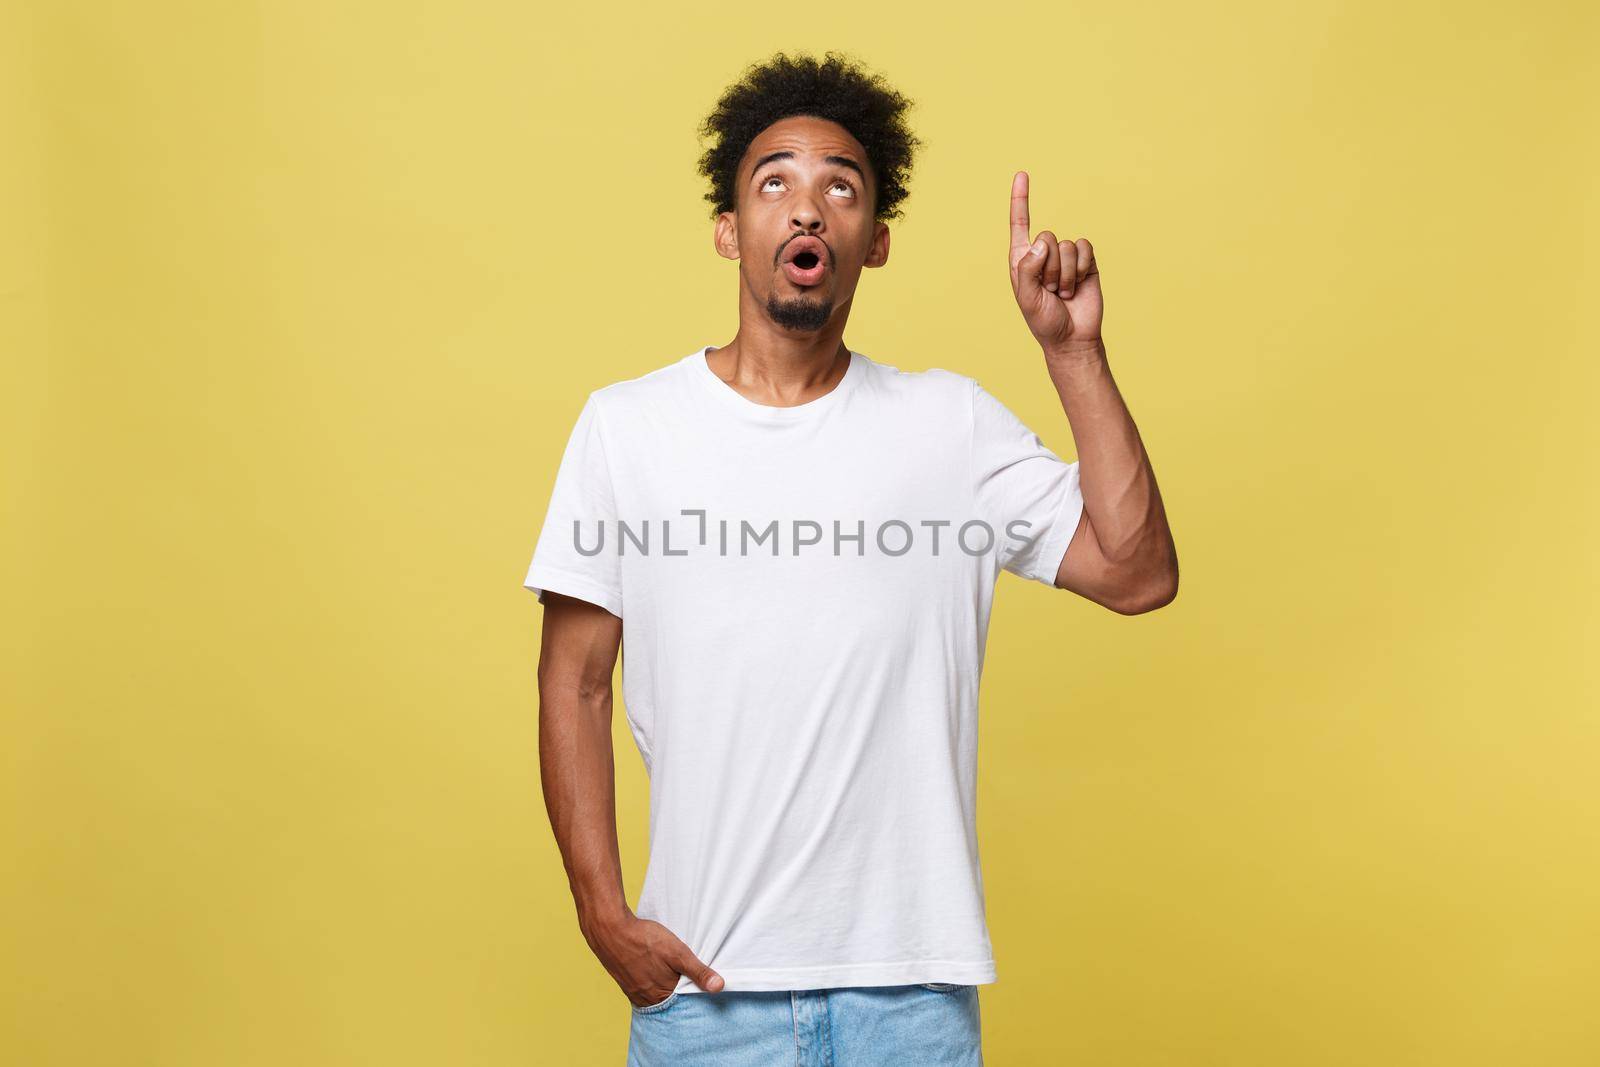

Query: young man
left=525, top=52, right=1177, bottom=1065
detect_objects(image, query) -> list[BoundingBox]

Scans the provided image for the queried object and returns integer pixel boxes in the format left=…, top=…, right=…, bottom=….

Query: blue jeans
left=627, top=983, right=982, bottom=1066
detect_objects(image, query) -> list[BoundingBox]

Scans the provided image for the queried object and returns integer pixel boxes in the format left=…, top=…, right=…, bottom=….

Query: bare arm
left=1045, top=340, right=1179, bottom=615
left=537, top=591, right=628, bottom=934
left=537, top=592, right=724, bottom=1003
left=1006, top=170, right=1178, bottom=615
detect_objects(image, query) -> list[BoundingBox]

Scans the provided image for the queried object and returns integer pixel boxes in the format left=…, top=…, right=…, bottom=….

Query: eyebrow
left=750, top=150, right=867, bottom=185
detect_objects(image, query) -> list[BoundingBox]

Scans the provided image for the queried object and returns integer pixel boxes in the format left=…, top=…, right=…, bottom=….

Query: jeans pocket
left=918, top=982, right=967, bottom=992
left=631, top=989, right=681, bottom=1015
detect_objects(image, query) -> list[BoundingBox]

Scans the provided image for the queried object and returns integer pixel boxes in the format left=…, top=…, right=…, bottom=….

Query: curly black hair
left=695, top=50, right=923, bottom=224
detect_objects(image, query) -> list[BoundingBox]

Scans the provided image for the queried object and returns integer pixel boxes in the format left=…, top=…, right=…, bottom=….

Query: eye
left=758, top=174, right=858, bottom=198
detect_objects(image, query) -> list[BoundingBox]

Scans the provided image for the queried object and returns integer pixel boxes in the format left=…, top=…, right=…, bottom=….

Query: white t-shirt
left=523, top=344, right=1084, bottom=995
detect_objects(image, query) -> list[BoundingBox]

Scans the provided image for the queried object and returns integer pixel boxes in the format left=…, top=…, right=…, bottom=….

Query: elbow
left=1110, top=564, right=1179, bottom=616
left=539, top=673, right=613, bottom=708
left=1084, top=517, right=1178, bottom=616
left=536, top=659, right=615, bottom=708
left=1139, top=574, right=1180, bottom=613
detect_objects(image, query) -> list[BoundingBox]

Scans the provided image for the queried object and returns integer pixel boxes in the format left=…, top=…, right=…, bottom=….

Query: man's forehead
left=740, top=120, right=868, bottom=172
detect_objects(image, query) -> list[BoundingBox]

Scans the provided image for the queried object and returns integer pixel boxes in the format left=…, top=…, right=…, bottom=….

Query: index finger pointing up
left=1010, top=171, right=1031, bottom=265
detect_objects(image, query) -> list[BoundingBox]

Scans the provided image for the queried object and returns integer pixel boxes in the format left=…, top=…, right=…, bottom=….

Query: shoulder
left=865, top=359, right=1036, bottom=440
left=857, top=355, right=977, bottom=409
left=581, top=350, right=704, bottom=420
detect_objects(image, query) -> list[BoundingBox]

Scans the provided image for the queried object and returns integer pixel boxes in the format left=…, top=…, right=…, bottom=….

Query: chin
left=766, top=293, right=834, bottom=332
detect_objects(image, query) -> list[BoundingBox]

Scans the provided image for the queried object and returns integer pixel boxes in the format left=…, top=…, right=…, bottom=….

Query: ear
left=863, top=221, right=891, bottom=269
left=713, top=210, right=740, bottom=261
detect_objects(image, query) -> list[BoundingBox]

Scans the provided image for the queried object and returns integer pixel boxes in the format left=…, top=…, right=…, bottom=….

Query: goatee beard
left=766, top=291, right=833, bottom=332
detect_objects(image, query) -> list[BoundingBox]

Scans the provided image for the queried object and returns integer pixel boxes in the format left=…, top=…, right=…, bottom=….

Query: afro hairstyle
left=695, top=50, right=923, bottom=224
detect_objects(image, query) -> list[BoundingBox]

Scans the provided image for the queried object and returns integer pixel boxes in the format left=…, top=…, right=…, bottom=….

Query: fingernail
left=1031, top=238, right=1046, bottom=255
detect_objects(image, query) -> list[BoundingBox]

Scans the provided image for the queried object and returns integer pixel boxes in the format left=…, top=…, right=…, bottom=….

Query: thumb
left=1016, top=236, right=1047, bottom=304
left=675, top=945, right=725, bottom=993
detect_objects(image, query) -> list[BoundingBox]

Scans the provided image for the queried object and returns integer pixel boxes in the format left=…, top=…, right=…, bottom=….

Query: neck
left=709, top=331, right=852, bottom=408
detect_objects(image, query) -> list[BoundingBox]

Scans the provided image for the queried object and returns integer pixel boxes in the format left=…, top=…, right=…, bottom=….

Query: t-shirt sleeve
left=522, top=392, right=624, bottom=617
left=970, top=377, right=1085, bottom=587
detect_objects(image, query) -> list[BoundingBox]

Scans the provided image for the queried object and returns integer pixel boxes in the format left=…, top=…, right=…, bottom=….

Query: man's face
left=714, top=115, right=891, bottom=333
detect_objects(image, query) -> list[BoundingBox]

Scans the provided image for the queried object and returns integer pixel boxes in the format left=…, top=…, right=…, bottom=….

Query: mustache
left=775, top=236, right=832, bottom=265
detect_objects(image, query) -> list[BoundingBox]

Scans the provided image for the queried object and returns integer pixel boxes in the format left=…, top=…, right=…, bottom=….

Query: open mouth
left=782, top=244, right=827, bottom=286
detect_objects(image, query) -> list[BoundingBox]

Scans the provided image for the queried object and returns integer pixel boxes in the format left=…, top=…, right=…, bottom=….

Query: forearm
left=538, top=680, right=631, bottom=938
left=1043, top=338, right=1177, bottom=596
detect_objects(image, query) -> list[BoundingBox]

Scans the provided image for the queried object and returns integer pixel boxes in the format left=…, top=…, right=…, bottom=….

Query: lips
left=781, top=236, right=828, bottom=286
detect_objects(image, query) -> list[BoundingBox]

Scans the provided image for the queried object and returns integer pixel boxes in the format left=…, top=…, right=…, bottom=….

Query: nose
left=790, top=204, right=823, bottom=233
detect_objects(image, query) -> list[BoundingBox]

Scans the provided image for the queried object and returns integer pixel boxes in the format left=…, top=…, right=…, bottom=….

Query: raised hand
left=1008, top=170, right=1103, bottom=354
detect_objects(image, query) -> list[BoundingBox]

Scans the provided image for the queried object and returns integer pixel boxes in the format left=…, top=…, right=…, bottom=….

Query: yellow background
left=5, top=1, right=1596, bottom=1063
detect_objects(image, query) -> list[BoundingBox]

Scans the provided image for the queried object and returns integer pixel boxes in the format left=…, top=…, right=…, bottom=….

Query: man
left=525, top=51, right=1177, bottom=1065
